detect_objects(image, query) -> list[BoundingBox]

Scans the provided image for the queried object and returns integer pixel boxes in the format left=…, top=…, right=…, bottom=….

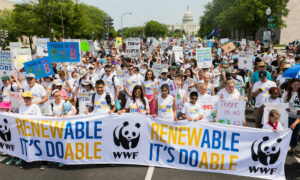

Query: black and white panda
left=113, top=121, right=141, bottom=150
left=0, top=119, right=11, bottom=142
left=251, top=136, right=281, bottom=165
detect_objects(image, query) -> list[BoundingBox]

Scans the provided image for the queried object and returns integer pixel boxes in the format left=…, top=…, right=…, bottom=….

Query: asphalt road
left=0, top=108, right=299, bottom=180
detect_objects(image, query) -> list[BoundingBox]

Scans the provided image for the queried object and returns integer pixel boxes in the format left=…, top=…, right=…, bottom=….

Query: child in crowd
left=262, top=109, right=283, bottom=131
left=181, top=91, right=203, bottom=121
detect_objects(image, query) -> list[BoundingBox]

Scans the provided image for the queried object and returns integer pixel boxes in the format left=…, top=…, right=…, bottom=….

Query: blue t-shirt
left=251, top=70, right=272, bottom=83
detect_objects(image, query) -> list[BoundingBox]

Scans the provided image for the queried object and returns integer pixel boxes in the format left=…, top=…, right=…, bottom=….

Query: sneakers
left=290, top=149, right=300, bottom=158
left=15, top=159, right=22, bottom=165
left=58, top=163, right=64, bottom=167
left=5, top=158, right=15, bottom=165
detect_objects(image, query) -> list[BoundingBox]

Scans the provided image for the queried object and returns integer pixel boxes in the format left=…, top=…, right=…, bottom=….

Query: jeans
left=289, top=117, right=300, bottom=148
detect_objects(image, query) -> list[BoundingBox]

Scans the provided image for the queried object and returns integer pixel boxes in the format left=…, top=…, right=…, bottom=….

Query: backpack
left=1, top=85, right=15, bottom=92
left=100, top=74, right=116, bottom=91
left=90, top=92, right=112, bottom=111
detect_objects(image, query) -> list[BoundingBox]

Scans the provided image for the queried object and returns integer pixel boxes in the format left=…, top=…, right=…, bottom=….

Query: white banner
left=238, top=51, right=253, bottom=70
left=216, top=100, right=246, bottom=126
left=36, top=38, right=50, bottom=57
left=0, top=51, right=13, bottom=76
left=0, top=113, right=292, bottom=180
left=196, top=48, right=212, bottom=68
left=263, top=103, right=289, bottom=129
left=126, top=38, right=140, bottom=59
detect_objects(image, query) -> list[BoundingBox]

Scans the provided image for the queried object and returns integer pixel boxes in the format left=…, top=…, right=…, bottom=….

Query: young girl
left=143, top=69, right=158, bottom=115
left=119, top=85, right=150, bottom=114
left=62, top=98, right=77, bottom=117
left=183, top=68, right=197, bottom=94
left=263, top=110, right=283, bottom=131
left=154, top=84, right=177, bottom=121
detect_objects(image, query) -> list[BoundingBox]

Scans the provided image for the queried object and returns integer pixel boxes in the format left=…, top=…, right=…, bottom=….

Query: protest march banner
left=47, top=42, right=80, bottom=62
left=238, top=51, right=253, bottom=70
left=173, top=46, right=183, bottom=63
left=36, top=38, right=50, bottom=57
left=24, top=57, right=54, bottom=79
left=152, top=62, right=168, bottom=78
left=216, top=100, right=246, bottom=126
left=222, top=42, right=236, bottom=53
left=262, top=103, right=289, bottom=129
left=196, top=48, right=213, bottom=68
left=14, top=48, right=32, bottom=70
left=126, top=38, right=140, bottom=59
left=0, top=51, right=13, bottom=76
left=115, top=37, right=122, bottom=46
left=0, top=113, right=292, bottom=180
left=9, top=91, right=24, bottom=113
left=198, top=96, right=219, bottom=121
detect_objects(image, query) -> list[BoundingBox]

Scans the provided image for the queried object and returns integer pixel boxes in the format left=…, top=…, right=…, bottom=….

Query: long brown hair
left=144, top=69, right=155, bottom=81
left=286, top=79, right=300, bottom=102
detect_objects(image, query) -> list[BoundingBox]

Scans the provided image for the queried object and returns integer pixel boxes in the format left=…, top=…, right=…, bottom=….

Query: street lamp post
left=121, top=12, right=132, bottom=38
left=266, top=7, right=272, bottom=49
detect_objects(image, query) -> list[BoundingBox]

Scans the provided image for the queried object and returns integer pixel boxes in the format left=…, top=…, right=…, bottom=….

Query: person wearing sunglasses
left=123, top=64, right=142, bottom=99
left=181, top=91, right=203, bottom=121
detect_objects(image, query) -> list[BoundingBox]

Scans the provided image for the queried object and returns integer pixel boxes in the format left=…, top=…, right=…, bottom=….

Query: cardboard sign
left=172, top=46, right=183, bottom=63
left=115, top=37, right=122, bottom=46
left=248, top=41, right=256, bottom=52
left=198, top=96, right=219, bottom=121
left=47, top=42, right=80, bottom=62
left=196, top=48, right=212, bottom=68
left=152, top=62, right=168, bottom=78
left=9, top=91, right=24, bottom=113
left=216, top=100, right=246, bottom=126
left=126, top=38, right=140, bottom=59
left=263, top=103, right=289, bottom=129
left=0, top=51, right=13, bottom=76
left=14, top=48, right=32, bottom=70
left=24, top=57, right=54, bottom=79
left=238, top=51, right=253, bottom=70
left=36, top=38, right=50, bottom=57
left=222, top=42, right=236, bottom=53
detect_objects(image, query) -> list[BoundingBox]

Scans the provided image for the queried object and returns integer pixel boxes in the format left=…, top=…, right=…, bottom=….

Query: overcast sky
left=9, top=0, right=211, bottom=30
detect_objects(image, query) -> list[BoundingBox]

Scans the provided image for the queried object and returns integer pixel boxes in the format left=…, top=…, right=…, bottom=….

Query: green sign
left=80, top=41, right=89, bottom=52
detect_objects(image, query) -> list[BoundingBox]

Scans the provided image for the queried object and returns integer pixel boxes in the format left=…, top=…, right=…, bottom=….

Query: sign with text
left=198, top=96, right=219, bottom=121
left=36, top=38, right=50, bottom=57
left=24, top=57, right=54, bottom=79
left=152, top=62, right=168, bottom=78
left=263, top=103, right=289, bottom=129
left=238, top=51, right=253, bottom=70
left=126, top=38, right=140, bottom=59
left=47, top=42, right=80, bottom=62
left=14, top=48, right=32, bottom=70
left=216, top=100, right=246, bottom=126
left=196, top=48, right=212, bottom=68
left=0, top=51, right=13, bottom=76
left=9, top=91, right=24, bottom=113
left=173, top=46, right=183, bottom=63
left=222, top=42, right=236, bottom=53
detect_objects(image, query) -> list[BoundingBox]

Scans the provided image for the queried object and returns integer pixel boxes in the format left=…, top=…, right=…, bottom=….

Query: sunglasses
left=26, top=78, right=34, bottom=80
left=191, top=98, right=198, bottom=100
left=23, top=97, right=31, bottom=100
left=106, top=70, right=111, bottom=73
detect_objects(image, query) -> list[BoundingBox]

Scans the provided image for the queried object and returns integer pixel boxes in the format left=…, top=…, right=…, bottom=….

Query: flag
left=115, top=37, right=122, bottom=46
left=207, top=26, right=220, bottom=39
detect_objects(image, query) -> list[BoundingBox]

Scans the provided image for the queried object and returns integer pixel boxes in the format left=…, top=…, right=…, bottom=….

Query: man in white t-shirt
left=22, top=73, right=48, bottom=108
left=100, top=64, right=120, bottom=103
left=262, top=50, right=273, bottom=65
left=86, top=80, right=116, bottom=114
left=181, top=92, right=203, bottom=121
left=123, top=65, right=141, bottom=98
left=19, top=91, right=41, bottom=115
left=252, top=71, right=276, bottom=128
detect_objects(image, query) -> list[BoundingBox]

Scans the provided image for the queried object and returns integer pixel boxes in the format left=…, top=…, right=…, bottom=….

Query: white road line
left=0, top=156, right=7, bottom=163
left=145, top=166, right=155, bottom=180
left=293, top=155, right=300, bottom=163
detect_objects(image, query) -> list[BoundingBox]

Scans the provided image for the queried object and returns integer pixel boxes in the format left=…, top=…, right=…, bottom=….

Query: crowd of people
left=0, top=38, right=299, bottom=168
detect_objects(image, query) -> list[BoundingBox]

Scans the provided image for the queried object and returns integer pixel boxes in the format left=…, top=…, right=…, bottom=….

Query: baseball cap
left=161, top=68, right=168, bottom=74
left=1, top=75, right=10, bottom=81
left=26, top=73, right=36, bottom=78
left=23, top=91, right=33, bottom=98
left=259, top=71, right=267, bottom=78
left=53, top=79, right=62, bottom=86
left=82, top=80, right=93, bottom=86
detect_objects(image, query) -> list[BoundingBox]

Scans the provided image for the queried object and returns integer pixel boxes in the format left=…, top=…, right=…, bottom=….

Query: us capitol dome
left=167, top=6, right=200, bottom=37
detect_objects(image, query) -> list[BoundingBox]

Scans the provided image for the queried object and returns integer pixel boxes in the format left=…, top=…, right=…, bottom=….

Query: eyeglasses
left=23, top=97, right=31, bottom=100
left=106, top=70, right=111, bottom=73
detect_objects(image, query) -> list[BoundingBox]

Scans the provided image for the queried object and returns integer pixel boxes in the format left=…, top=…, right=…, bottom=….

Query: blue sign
left=47, top=42, right=80, bottom=62
left=207, top=41, right=213, bottom=47
left=24, top=57, right=54, bottom=79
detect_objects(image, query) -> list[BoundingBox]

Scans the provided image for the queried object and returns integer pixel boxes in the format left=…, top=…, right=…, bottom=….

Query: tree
left=117, top=26, right=144, bottom=38
left=0, top=9, right=18, bottom=42
left=145, top=21, right=167, bottom=38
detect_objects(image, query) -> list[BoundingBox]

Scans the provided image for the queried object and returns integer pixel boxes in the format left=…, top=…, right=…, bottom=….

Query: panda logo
left=251, top=136, right=281, bottom=166
left=0, top=119, right=11, bottom=142
left=113, top=121, right=141, bottom=150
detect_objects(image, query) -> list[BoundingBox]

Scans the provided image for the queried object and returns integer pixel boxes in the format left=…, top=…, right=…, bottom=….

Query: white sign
left=172, top=46, right=183, bottom=63
left=196, top=48, right=212, bottom=68
left=198, top=96, right=219, bottom=121
left=152, top=62, right=168, bottom=78
left=249, top=41, right=256, bottom=52
left=9, top=42, right=22, bottom=59
left=263, top=31, right=271, bottom=40
left=78, top=92, right=90, bottom=114
left=241, top=39, right=246, bottom=50
left=14, top=48, right=32, bottom=70
left=36, top=38, right=50, bottom=57
left=238, top=51, right=253, bottom=70
left=0, top=51, right=13, bottom=76
left=220, top=38, right=229, bottom=44
left=126, top=38, right=140, bottom=59
left=9, top=91, right=24, bottom=113
left=216, top=100, right=246, bottom=126
left=263, top=103, right=289, bottom=129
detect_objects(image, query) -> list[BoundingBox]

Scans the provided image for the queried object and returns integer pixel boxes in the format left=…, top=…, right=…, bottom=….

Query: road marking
left=293, top=155, right=300, bottom=163
left=145, top=166, right=155, bottom=180
left=0, top=156, right=8, bottom=163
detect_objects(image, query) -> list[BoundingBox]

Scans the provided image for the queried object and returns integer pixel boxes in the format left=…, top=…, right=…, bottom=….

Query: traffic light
left=109, top=18, right=114, bottom=28
left=4, top=30, right=8, bottom=38
left=104, top=17, right=108, bottom=29
left=0, top=30, right=3, bottom=38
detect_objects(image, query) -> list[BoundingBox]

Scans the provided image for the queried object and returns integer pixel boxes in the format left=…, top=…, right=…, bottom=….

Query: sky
left=9, top=0, right=211, bottom=30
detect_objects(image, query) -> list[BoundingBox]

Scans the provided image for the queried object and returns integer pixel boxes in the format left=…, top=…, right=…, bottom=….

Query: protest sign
left=78, top=92, right=90, bottom=114
left=126, top=38, right=140, bottom=59
left=152, top=62, right=168, bottom=78
left=182, top=77, right=197, bottom=93
left=222, top=42, right=236, bottom=53
left=9, top=91, right=24, bottom=113
left=234, top=81, right=245, bottom=98
left=146, top=38, right=159, bottom=57
left=207, top=40, right=213, bottom=47
left=36, top=38, right=50, bottom=57
left=115, top=37, right=122, bottom=46
left=9, top=42, right=22, bottom=58
left=0, top=113, right=292, bottom=180
left=47, top=42, right=80, bottom=62
left=160, top=40, right=169, bottom=50
left=249, top=41, right=256, bottom=52
left=87, top=40, right=95, bottom=52
left=173, top=46, right=183, bottom=63
left=198, top=96, right=219, bottom=121
left=216, top=100, right=246, bottom=126
left=14, top=48, right=32, bottom=70
left=241, top=39, right=247, bottom=50
left=168, top=80, right=183, bottom=112
left=220, top=38, right=229, bottom=44
left=24, top=57, right=54, bottom=79
left=263, top=103, right=289, bottom=129
left=196, top=48, right=212, bottom=68
left=263, top=31, right=271, bottom=41
left=80, top=41, right=90, bottom=52
left=0, top=51, right=13, bottom=76
left=238, top=51, right=253, bottom=70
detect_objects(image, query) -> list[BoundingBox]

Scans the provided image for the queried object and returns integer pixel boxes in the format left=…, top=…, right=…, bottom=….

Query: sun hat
left=0, top=101, right=12, bottom=109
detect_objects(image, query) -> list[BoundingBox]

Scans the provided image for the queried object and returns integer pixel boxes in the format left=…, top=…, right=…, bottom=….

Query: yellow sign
left=115, top=37, right=122, bottom=46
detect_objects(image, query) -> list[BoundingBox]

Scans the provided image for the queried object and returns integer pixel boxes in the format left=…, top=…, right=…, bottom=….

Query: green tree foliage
left=145, top=21, right=168, bottom=38
left=117, top=26, right=144, bottom=38
left=0, top=9, right=18, bottom=41
left=199, top=0, right=289, bottom=39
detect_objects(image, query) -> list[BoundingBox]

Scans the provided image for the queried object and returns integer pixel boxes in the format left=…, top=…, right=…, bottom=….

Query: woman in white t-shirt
left=282, top=79, right=300, bottom=157
left=154, top=84, right=177, bottom=121
left=218, top=80, right=241, bottom=101
left=19, top=91, right=41, bottom=116
left=142, top=69, right=158, bottom=115
left=49, top=90, right=64, bottom=117
left=119, top=85, right=150, bottom=114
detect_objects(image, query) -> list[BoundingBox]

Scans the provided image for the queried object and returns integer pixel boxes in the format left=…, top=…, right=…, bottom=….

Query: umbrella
left=282, top=64, right=300, bottom=78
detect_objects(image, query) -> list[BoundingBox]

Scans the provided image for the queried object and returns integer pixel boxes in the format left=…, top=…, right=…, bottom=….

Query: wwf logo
left=251, top=136, right=281, bottom=165
left=113, top=121, right=140, bottom=150
left=0, top=119, right=11, bottom=142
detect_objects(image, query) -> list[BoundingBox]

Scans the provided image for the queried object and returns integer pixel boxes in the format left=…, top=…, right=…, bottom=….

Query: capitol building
left=167, top=6, right=200, bottom=37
